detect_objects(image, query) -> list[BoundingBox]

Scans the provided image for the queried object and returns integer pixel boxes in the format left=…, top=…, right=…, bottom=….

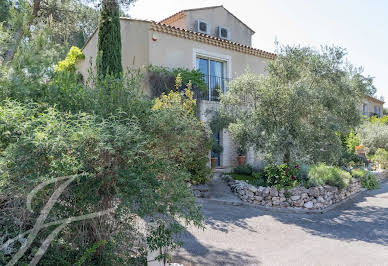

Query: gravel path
left=173, top=180, right=388, bottom=265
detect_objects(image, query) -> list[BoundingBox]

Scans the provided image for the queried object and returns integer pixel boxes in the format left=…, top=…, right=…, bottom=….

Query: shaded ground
left=173, top=179, right=388, bottom=265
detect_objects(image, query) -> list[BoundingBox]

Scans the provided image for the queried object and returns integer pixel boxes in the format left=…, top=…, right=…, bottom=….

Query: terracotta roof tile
left=151, top=22, right=275, bottom=60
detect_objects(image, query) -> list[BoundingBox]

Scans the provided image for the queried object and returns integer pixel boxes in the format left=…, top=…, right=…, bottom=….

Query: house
left=361, top=95, right=385, bottom=118
left=78, top=5, right=274, bottom=170
left=78, top=5, right=383, bottom=170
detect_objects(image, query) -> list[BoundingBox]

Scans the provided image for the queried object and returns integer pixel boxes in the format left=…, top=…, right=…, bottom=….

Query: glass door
left=212, top=131, right=221, bottom=166
left=196, top=57, right=225, bottom=101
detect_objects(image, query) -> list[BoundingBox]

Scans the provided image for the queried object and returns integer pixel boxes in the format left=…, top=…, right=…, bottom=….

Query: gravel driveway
left=173, top=180, right=388, bottom=265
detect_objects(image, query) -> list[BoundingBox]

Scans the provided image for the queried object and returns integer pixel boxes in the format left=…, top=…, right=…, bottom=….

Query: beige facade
left=161, top=6, right=255, bottom=46
left=77, top=6, right=275, bottom=169
left=361, top=95, right=385, bottom=118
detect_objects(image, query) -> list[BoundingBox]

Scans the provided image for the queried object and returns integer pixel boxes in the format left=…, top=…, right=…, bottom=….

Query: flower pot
left=211, top=157, right=217, bottom=168
left=237, top=155, right=246, bottom=165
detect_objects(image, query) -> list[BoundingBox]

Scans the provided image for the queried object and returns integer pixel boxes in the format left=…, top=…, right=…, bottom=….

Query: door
left=212, top=131, right=221, bottom=167
left=196, top=57, right=225, bottom=101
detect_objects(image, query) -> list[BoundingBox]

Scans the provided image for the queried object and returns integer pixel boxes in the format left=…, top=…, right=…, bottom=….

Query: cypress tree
left=96, top=0, right=122, bottom=77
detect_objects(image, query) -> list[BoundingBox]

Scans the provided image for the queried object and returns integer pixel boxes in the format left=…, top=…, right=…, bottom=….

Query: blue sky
left=130, top=0, right=387, bottom=107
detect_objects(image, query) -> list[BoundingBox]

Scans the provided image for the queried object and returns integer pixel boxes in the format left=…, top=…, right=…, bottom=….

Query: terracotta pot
left=210, top=157, right=217, bottom=168
left=237, top=155, right=246, bottom=165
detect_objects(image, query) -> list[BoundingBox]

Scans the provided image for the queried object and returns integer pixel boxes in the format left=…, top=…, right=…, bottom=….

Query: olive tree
left=221, top=45, right=374, bottom=164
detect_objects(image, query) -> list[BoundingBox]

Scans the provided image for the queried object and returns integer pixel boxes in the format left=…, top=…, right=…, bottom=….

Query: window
left=362, top=103, right=368, bottom=116
left=374, top=105, right=378, bottom=115
left=196, top=57, right=226, bottom=101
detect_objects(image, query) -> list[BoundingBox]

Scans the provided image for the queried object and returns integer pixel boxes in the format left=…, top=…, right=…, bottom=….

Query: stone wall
left=223, top=170, right=387, bottom=210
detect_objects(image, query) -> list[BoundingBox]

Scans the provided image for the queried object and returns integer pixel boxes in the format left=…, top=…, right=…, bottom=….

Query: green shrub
left=0, top=96, right=207, bottom=263
left=233, top=165, right=252, bottom=175
left=308, top=164, right=351, bottom=189
left=147, top=65, right=207, bottom=98
left=252, top=169, right=268, bottom=187
left=211, top=143, right=224, bottom=155
left=360, top=172, right=379, bottom=190
left=231, top=172, right=267, bottom=187
left=372, top=148, right=388, bottom=169
left=351, top=168, right=368, bottom=178
left=264, top=164, right=300, bottom=189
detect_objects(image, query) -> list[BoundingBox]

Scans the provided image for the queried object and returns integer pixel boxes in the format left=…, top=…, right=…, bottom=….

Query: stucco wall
left=77, top=20, right=151, bottom=82
left=148, top=30, right=267, bottom=78
left=185, top=7, right=253, bottom=46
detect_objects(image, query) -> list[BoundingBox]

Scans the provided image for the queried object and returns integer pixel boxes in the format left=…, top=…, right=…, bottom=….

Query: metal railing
left=197, top=75, right=230, bottom=101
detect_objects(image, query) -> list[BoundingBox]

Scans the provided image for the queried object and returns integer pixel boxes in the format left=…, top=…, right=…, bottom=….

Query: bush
left=252, top=169, right=268, bottom=187
left=351, top=168, right=379, bottom=190
left=351, top=168, right=368, bottom=178
left=371, top=148, right=388, bottom=169
left=360, top=172, right=379, bottom=190
left=264, top=164, right=300, bottom=189
left=0, top=76, right=210, bottom=264
left=147, top=65, right=207, bottom=99
left=211, top=143, right=224, bottom=155
left=357, top=122, right=388, bottom=154
left=233, top=165, right=253, bottom=175
left=308, top=164, right=351, bottom=189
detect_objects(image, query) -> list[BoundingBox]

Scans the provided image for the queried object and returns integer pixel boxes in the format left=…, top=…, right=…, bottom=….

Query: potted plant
left=211, top=143, right=223, bottom=168
left=237, top=145, right=247, bottom=165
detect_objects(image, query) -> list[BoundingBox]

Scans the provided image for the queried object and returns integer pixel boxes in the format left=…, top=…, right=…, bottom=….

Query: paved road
left=173, top=180, right=388, bottom=265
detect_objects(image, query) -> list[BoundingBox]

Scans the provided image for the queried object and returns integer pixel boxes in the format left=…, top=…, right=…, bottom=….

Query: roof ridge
left=159, top=5, right=255, bottom=33
left=152, top=21, right=275, bottom=59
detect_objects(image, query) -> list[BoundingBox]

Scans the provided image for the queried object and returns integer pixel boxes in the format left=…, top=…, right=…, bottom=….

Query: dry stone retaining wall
left=223, top=170, right=387, bottom=210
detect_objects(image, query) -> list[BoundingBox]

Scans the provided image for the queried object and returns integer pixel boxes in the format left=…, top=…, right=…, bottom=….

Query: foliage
left=0, top=0, right=10, bottom=23
left=96, top=0, right=122, bottom=77
left=211, top=143, right=224, bottom=155
left=151, top=76, right=211, bottom=184
left=0, top=22, right=66, bottom=101
left=264, top=164, right=300, bottom=189
left=152, top=76, right=196, bottom=116
left=371, top=148, right=388, bottom=169
left=369, top=115, right=388, bottom=125
left=351, top=169, right=379, bottom=189
left=231, top=173, right=267, bottom=187
left=357, top=121, right=388, bottom=154
left=1, top=0, right=98, bottom=63
left=233, top=165, right=253, bottom=175
left=208, top=110, right=232, bottom=133
left=360, top=173, right=379, bottom=190
left=345, top=129, right=360, bottom=153
left=307, top=164, right=351, bottom=189
left=251, top=169, right=268, bottom=187
left=0, top=1, right=207, bottom=264
left=338, top=149, right=365, bottom=168
left=55, top=46, right=85, bottom=73
left=147, top=65, right=207, bottom=98
left=0, top=96, right=205, bottom=264
left=350, top=168, right=368, bottom=178
left=220, top=45, right=373, bottom=165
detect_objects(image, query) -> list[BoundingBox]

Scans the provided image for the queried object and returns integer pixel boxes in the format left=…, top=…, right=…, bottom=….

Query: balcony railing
left=197, top=75, right=230, bottom=101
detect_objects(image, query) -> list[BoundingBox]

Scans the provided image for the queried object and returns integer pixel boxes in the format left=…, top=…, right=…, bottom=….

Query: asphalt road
left=173, top=181, right=388, bottom=266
